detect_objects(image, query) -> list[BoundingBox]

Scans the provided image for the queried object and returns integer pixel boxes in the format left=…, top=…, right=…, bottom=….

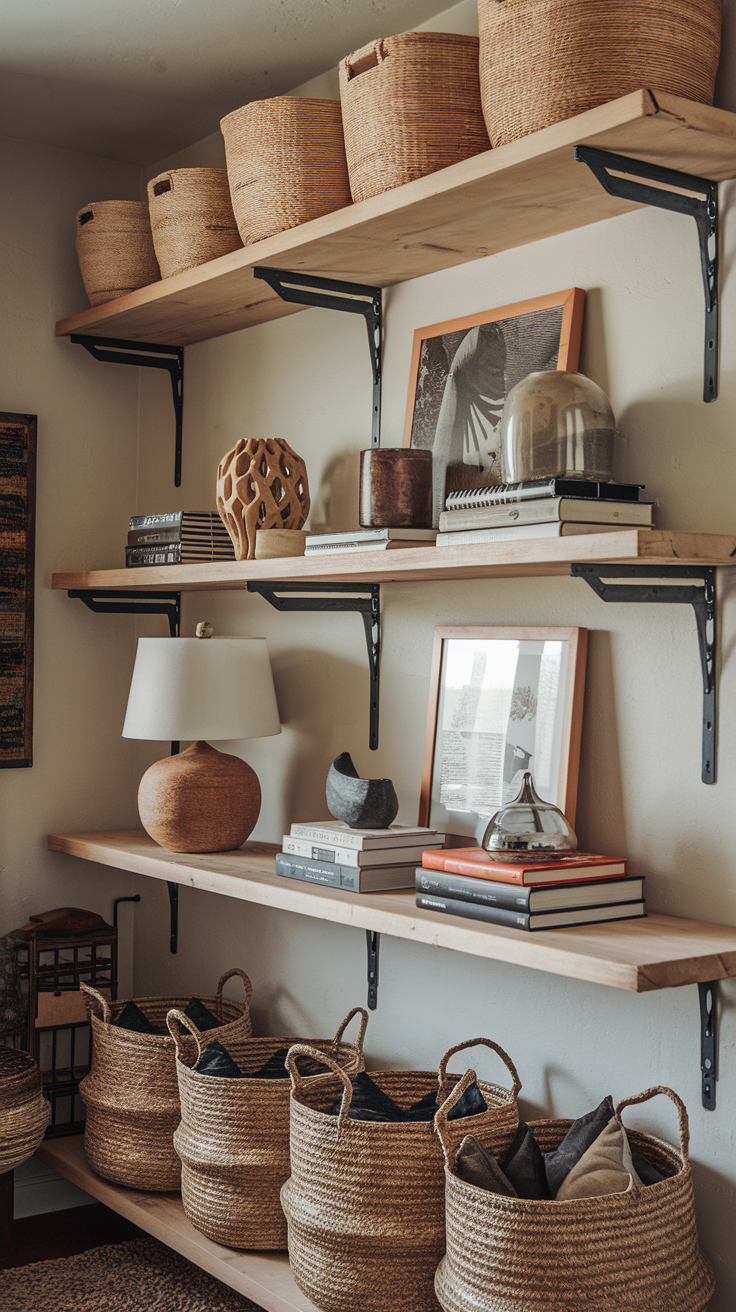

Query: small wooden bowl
left=254, top=528, right=308, bottom=559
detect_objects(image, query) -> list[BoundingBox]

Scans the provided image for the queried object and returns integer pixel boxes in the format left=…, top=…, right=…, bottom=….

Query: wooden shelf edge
left=35, top=1138, right=315, bottom=1312
left=47, top=831, right=736, bottom=993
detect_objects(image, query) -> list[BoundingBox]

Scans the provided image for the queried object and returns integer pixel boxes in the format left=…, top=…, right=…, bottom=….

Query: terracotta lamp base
left=138, top=740, right=261, bottom=853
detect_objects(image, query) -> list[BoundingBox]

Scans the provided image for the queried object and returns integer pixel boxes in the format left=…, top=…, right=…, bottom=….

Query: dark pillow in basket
left=185, top=996, right=222, bottom=1032
left=501, top=1122, right=551, bottom=1200
left=246, top=1047, right=291, bottom=1080
left=194, top=1039, right=244, bottom=1079
left=630, top=1146, right=667, bottom=1186
left=544, top=1095, right=614, bottom=1195
left=111, top=1000, right=161, bottom=1034
left=341, top=1071, right=407, bottom=1121
left=454, top=1134, right=517, bottom=1196
left=403, top=1081, right=488, bottom=1123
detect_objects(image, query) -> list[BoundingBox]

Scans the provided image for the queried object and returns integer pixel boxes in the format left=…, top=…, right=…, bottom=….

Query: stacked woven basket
left=0, top=1048, right=50, bottom=1173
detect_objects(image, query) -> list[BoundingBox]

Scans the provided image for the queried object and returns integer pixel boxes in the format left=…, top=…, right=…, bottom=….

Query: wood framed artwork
left=403, top=287, right=585, bottom=524
left=419, top=626, right=587, bottom=844
left=0, top=412, right=36, bottom=768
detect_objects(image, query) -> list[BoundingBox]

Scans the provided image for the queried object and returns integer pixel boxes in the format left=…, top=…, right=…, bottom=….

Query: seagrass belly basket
left=0, top=1048, right=50, bottom=1173
left=80, top=968, right=252, bottom=1191
left=281, top=1037, right=521, bottom=1312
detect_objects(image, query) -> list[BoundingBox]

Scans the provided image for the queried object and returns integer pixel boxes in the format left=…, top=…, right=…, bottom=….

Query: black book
left=415, top=892, right=646, bottom=932
left=415, top=869, right=645, bottom=913
left=128, top=524, right=232, bottom=547
left=126, top=543, right=234, bottom=567
left=445, top=479, right=643, bottom=511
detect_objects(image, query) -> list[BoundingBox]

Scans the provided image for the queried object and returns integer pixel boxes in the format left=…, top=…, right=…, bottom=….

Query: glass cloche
left=500, top=371, right=616, bottom=484
left=482, top=772, right=578, bottom=862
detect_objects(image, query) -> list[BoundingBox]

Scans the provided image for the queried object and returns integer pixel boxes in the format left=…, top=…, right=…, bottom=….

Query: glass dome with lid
left=500, top=371, right=616, bottom=484
left=482, top=772, right=577, bottom=862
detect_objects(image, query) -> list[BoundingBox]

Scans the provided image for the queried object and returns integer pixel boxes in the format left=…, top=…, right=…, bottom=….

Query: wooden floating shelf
left=51, top=531, right=736, bottom=593
left=36, top=1137, right=315, bottom=1312
left=55, top=90, right=736, bottom=347
left=47, top=831, right=736, bottom=992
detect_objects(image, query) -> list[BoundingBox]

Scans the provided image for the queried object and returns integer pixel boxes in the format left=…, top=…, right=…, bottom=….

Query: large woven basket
left=80, top=968, right=252, bottom=1192
left=478, top=0, right=722, bottom=148
left=75, top=200, right=160, bottom=306
left=147, top=168, right=242, bottom=278
left=339, top=32, right=490, bottom=203
left=221, top=97, right=351, bottom=245
left=435, top=1078, right=715, bottom=1312
left=281, top=1037, right=521, bottom=1312
left=0, top=1048, right=50, bottom=1174
left=168, top=1005, right=368, bottom=1251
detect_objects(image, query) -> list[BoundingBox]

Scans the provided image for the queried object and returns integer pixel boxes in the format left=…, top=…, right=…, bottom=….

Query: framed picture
left=0, top=412, right=36, bottom=768
left=419, top=626, right=587, bottom=844
left=403, top=288, right=585, bottom=524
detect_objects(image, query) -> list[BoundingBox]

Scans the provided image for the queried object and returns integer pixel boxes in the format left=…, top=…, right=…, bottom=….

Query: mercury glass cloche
left=482, top=772, right=578, bottom=862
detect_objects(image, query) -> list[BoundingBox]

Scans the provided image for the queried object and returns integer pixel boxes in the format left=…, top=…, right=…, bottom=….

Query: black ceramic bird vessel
left=325, top=752, right=399, bottom=830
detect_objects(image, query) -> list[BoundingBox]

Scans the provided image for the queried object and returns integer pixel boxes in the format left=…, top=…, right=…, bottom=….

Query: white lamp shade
left=122, top=637, right=281, bottom=742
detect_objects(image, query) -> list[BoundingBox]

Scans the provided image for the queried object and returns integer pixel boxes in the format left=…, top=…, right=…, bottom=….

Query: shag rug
left=0, top=1237, right=266, bottom=1311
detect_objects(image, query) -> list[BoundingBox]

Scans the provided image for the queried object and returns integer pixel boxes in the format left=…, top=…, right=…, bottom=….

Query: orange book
left=421, top=848, right=627, bottom=887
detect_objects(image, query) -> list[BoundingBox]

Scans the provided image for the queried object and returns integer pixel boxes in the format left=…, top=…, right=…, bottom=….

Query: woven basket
left=221, top=97, right=351, bottom=245
left=75, top=200, right=160, bottom=306
left=339, top=32, right=490, bottom=203
left=478, top=0, right=722, bottom=148
left=281, top=1037, right=521, bottom=1312
left=167, top=1005, right=368, bottom=1251
left=147, top=168, right=242, bottom=279
left=80, top=968, right=253, bottom=1192
left=0, top=1048, right=50, bottom=1174
left=435, top=1078, right=715, bottom=1312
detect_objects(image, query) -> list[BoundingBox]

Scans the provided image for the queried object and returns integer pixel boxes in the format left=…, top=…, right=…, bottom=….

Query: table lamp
left=122, top=627, right=281, bottom=854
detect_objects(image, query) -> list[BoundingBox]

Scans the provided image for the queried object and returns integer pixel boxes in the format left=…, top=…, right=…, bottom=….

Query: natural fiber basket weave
left=168, top=1006, right=368, bottom=1251
left=339, top=32, right=490, bottom=203
left=221, top=97, right=351, bottom=245
left=80, top=968, right=252, bottom=1192
left=435, top=1077, right=715, bottom=1312
left=147, top=168, right=242, bottom=279
left=478, top=0, right=722, bottom=148
left=75, top=200, right=160, bottom=306
left=0, top=1048, right=50, bottom=1173
left=281, top=1038, right=521, bottom=1312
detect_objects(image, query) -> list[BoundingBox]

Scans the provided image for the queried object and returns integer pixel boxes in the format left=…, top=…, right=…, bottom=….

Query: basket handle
left=434, top=1068, right=478, bottom=1168
left=216, top=967, right=253, bottom=1012
left=152, top=174, right=173, bottom=197
left=343, top=38, right=387, bottom=81
left=166, top=1008, right=204, bottom=1064
left=330, top=1006, right=369, bottom=1057
left=437, top=1038, right=522, bottom=1103
left=615, top=1085, right=690, bottom=1162
left=77, top=207, right=94, bottom=227
left=81, top=982, right=111, bottom=1025
left=286, top=1043, right=354, bottom=1132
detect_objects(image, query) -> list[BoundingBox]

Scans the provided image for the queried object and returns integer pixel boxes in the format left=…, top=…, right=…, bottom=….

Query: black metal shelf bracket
left=571, top=563, right=717, bottom=784
left=112, top=894, right=141, bottom=929
left=70, top=334, right=185, bottom=485
left=67, top=589, right=181, bottom=638
left=247, top=581, right=381, bottom=750
left=253, top=268, right=383, bottom=446
left=167, top=883, right=179, bottom=955
left=699, top=980, right=718, bottom=1110
left=575, top=146, right=719, bottom=402
left=367, top=930, right=380, bottom=1010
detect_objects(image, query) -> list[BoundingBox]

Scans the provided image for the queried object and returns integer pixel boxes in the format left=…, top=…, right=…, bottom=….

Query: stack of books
left=276, top=820, right=446, bottom=892
left=415, top=848, right=645, bottom=931
left=305, top=528, right=437, bottom=555
left=437, top=478, right=652, bottom=547
left=126, top=512, right=236, bottom=567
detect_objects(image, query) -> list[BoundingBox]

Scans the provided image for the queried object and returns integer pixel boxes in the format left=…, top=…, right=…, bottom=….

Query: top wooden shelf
left=56, top=90, right=736, bottom=347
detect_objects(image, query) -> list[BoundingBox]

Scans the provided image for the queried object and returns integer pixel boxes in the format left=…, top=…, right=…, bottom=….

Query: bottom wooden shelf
left=35, top=1137, right=314, bottom=1312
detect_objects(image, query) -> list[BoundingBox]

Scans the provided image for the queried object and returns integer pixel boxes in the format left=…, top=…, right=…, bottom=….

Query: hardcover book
left=415, top=892, right=645, bottom=931
left=290, top=821, right=444, bottom=851
left=276, top=853, right=416, bottom=892
left=421, top=849, right=627, bottom=886
left=415, top=869, right=644, bottom=912
left=283, top=835, right=443, bottom=868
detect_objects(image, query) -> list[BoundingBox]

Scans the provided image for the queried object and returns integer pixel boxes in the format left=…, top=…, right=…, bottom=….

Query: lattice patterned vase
left=216, top=438, right=310, bottom=560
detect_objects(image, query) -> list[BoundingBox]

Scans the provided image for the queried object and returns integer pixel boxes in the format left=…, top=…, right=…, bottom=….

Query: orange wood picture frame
left=419, top=625, right=588, bottom=842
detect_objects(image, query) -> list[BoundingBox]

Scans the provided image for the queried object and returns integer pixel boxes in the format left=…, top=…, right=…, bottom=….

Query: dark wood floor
left=1, top=1169, right=144, bottom=1270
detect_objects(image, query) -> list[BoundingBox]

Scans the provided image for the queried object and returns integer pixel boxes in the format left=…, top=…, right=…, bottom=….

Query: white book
left=282, top=835, right=444, bottom=867
left=289, top=821, right=445, bottom=851
left=438, top=497, right=652, bottom=532
left=436, top=523, right=653, bottom=547
left=306, top=528, right=437, bottom=547
left=305, top=541, right=435, bottom=553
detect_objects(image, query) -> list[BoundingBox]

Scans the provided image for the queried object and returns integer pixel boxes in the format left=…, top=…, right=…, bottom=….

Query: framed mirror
left=419, top=627, right=587, bottom=844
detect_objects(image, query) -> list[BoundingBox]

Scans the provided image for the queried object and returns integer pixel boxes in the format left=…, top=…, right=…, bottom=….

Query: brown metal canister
left=359, top=448, right=432, bottom=528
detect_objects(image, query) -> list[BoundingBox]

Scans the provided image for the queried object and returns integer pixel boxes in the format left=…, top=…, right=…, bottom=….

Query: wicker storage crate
left=147, top=167, right=242, bottom=278
left=0, top=1048, right=50, bottom=1173
left=75, top=200, right=160, bottom=306
left=281, top=1037, right=521, bottom=1312
left=221, top=97, right=351, bottom=245
left=435, top=1079, right=715, bottom=1312
left=478, top=0, right=722, bottom=148
left=168, top=1005, right=368, bottom=1250
left=339, top=32, right=490, bottom=203
left=80, top=968, right=252, bottom=1192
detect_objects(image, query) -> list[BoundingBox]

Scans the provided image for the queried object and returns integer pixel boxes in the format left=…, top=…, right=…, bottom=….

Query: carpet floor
left=0, top=1236, right=266, bottom=1311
